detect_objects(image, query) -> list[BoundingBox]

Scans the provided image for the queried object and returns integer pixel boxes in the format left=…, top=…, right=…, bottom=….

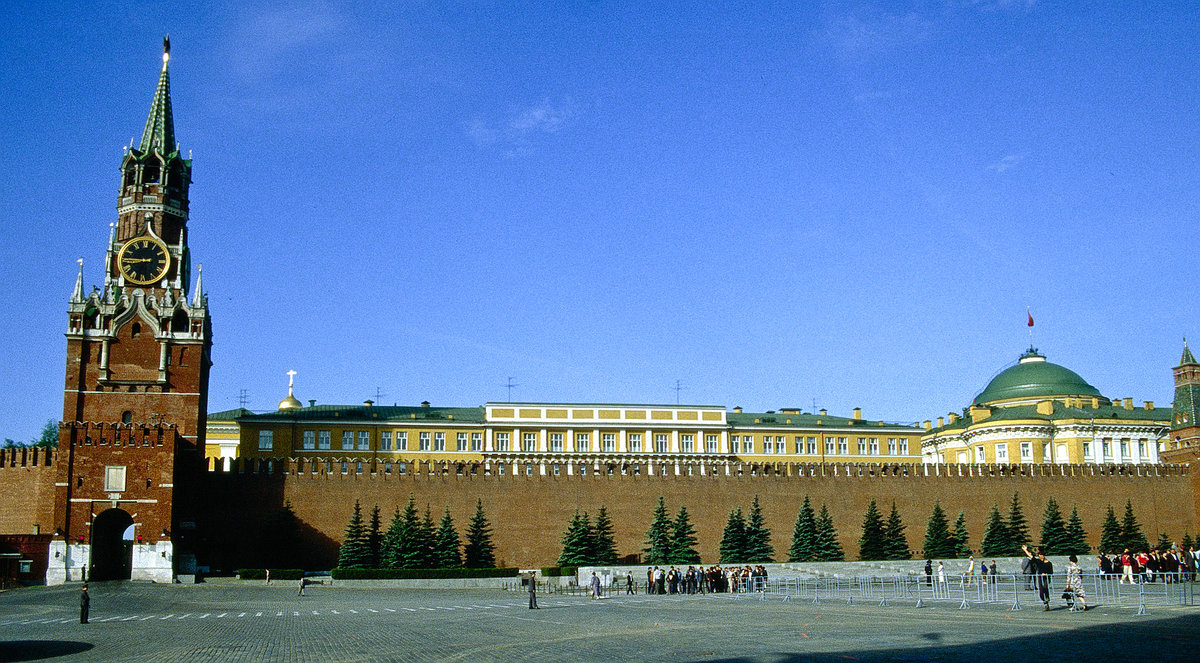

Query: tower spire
left=191, top=264, right=203, bottom=307
left=1181, top=338, right=1197, bottom=367
left=139, top=35, right=176, bottom=155
left=71, top=259, right=84, bottom=303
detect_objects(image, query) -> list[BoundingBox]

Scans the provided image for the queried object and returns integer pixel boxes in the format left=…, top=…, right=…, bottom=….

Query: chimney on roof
left=1144, top=401, right=1154, bottom=410
left=308, top=400, right=316, bottom=407
left=923, top=420, right=932, bottom=430
left=421, top=401, right=431, bottom=408
left=733, top=406, right=743, bottom=414
left=853, top=407, right=862, bottom=420
left=937, top=417, right=944, bottom=427
left=1123, top=397, right=1133, bottom=410
left=819, top=408, right=827, bottom=416
left=364, top=400, right=374, bottom=407
left=1092, top=397, right=1100, bottom=409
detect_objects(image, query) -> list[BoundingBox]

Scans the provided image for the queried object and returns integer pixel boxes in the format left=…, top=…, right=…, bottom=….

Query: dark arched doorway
left=91, top=508, right=134, bottom=581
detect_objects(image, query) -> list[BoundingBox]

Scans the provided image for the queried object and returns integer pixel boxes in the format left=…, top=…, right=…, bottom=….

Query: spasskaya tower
left=49, top=37, right=211, bottom=584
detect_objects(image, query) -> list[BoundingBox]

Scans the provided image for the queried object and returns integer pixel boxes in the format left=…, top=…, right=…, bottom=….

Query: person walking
left=528, top=571, right=539, bottom=609
left=297, top=576, right=307, bottom=597
left=1065, top=554, right=1087, bottom=611
left=79, top=584, right=90, bottom=624
left=626, top=571, right=635, bottom=595
left=589, top=572, right=602, bottom=599
left=1023, top=545, right=1053, bottom=610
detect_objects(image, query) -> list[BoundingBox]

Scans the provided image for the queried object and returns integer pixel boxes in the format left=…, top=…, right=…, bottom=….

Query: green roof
left=727, top=411, right=920, bottom=431
left=208, top=408, right=254, bottom=421
left=972, top=348, right=1102, bottom=405
left=928, top=401, right=1172, bottom=435
left=1179, top=342, right=1198, bottom=367
left=237, top=405, right=487, bottom=424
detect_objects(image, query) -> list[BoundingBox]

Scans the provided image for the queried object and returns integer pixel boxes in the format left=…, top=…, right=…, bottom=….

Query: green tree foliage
left=643, top=496, right=674, bottom=564
left=463, top=500, right=496, bottom=568
left=1099, top=505, right=1124, bottom=554
left=419, top=507, right=437, bottom=568
left=1121, top=500, right=1149, bottom=552
left=789, top=495, right=818, bottom=562
left=1005, top=493, right=1030, bottom=554
left=922, top=501, right=955, bottom=559
left=719, top=507, right=747, bottom=563
left=814, top=505, right=844, bottom=561
left=670, top=506, right=701, bottom=564
left=34, top=420, right=58, bottom=447
left=1063, top=506, right=1090, bottom=556
left=381, top=508, right=404, bottom=567
left=980, top=505, right=1008, bottom=557
left=558, top=510, right=594, bottom=566
left=432, top=509, right=462, bottom=569
left=1155, top=532, right=1173, bottom=553
left=1038, top=498, right=1068, bottom=555
left=1181, top=532, right=1195, bottom=552
left=743, top=495, right=774, bottom=563
left=857, top=499, right=888, bottom=561
left=591, top=506, right=618, bottom=564
left=392, top=496, right=425, bottom=569
left=337, top=500, right=372, bottom=569
left=883, top=502, right=911, bottom=560
left=951, top=512, right=972, bottom=558
left=367, top=505, right=383, bottom=568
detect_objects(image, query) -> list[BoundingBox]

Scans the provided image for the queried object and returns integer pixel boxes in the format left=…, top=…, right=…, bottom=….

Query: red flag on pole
left=1027, top=310, right=1034, bottom=327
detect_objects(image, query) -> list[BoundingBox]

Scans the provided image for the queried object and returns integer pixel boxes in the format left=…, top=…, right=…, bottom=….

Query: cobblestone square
left=3, top=582, right=1199, bottom=662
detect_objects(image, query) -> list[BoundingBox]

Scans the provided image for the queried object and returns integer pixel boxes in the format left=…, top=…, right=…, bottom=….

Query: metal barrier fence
left=749, top=573, right=1196, bottom=613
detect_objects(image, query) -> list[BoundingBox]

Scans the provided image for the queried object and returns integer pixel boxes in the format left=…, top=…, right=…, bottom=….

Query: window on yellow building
left=471, top=433, right=482, bottom=452
left=825, top=437, right=835, bottom=455
left=869, top=438, right=879, bottom=455
left=887, top=438, right=897, bottom=455
left=380, top=431, right=393, bottom=451
left=419, top=432, right=431, bottom=451
left=837, top=437, right=848, bottom=454
left=318, top=430, right=331, bottom=450
left=522, top=432, right=536, bottom=452
left=729, top=435, right=739, bottom=454
left=630, top=433, right=642, bottom=452
left=456, top=432, right=467, bottom=451
left=550, top=433, right=563, bottom=452
left=681, top=434, right=694, bottom=453
left=302, top=430, right=315, bottom=450
left=397, top=431, right=408, bottom=451
left=858, top=438, right=867, bottom=455
left=357, top=431, right=369, bottom=451
left=898, top=439, right=908, bottom=455
left=341, top=431, right=353, bottom=450
left=258, top=430, right=273, bottom=451
left=575, top=433, right=589, bottom=452
left=706, top=434, right=718, bottom=453
left=495, top=432, right=510, bottom=451
left=434, top=432, right=446, bottom=451
left=655, top=434, right=668, bottom=453
left=603, top=433, right=616, bottom=452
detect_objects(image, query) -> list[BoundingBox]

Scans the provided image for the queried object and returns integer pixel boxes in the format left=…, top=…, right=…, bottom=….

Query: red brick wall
left=0, top=448, right=57, bottom=535
left=204, top=462, right=1198, bottom=569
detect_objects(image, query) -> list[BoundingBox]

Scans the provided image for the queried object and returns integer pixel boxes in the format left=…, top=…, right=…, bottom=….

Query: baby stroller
left=1061, top=588, right=1077, bottom=610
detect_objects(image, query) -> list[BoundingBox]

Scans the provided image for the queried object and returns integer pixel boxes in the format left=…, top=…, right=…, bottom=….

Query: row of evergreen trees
left=717, top=496, right=774, bottom=563
left=643, top=498, right=702, bottom=565
left=337, top=497, right=496, bottom=569
left=557, top=507, right=618, bottom=565
left=787, top=496, right=845, bottom=562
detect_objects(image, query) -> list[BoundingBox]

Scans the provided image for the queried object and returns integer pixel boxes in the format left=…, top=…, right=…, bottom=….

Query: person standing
left=297, top=576, right=306, bottom=596
left=966, top=555, right=976, bottom=586
left=1023, top=545, right=1053, bottom=610
left=79, top=584, right=90, bottom=624
left=1065, top=554, right=1087, bottom=611
left=924, top=559, right=933, bottom=587
left=626, top=571, right=635, bottom=594
left=937, top=562, right=946, bottom=597
left=589, top=572, right=602, bottom=599
left=528, top=571, right=539, bottom=609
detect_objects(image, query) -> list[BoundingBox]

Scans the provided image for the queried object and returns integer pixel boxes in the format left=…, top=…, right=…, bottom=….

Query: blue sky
left=1, top=1, right=1196, bottom=442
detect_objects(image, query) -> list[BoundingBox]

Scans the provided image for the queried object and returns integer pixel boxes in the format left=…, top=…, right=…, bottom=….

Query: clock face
left=117, top=236, right=170, bottom=285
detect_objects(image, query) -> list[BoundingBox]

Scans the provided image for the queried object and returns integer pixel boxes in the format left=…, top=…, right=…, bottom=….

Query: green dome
left=972, top=348, right=1103, bottom=406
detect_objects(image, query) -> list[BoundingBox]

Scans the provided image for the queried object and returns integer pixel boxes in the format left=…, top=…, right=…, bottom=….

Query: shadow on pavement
left=0, top=640, right=94, bottom=661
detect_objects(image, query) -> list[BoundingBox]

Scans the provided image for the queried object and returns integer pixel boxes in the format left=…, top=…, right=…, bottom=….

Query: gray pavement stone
left=0, top=581, right=1198, bottom=662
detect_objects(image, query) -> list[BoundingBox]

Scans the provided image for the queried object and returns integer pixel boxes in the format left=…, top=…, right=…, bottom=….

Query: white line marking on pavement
left=403, top=608, right=417, bottom=612
left=217, top=613, right=227, bottom=618
left=368, top=609, right=378, bottom=613
left=385, top=608, right=396, bottom=612
left=331, top=610, right=340, bottom=615
left=122, top=616, right=140, bottom=621
left=294, top=612, right=300, bottom=616
left=312, top=611, right=319, bottom=615
left=160, top=614, right=175, bottom=620
left=140, top=616, right=155, bottom=621
left=200, top=614, right=210, bottom=619
left=349, top=609, right=358, bottom=614
left=238, top=612, right=246, bottom=618
left=255, top=612, right=263, bottom=617
left=276, top=612, right=284, bottom=617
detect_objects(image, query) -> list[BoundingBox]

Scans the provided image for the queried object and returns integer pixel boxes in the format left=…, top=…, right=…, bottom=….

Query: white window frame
left=630, top=433, right=643, bottom=452
left=898, top=439, right=908, bottom=455
left=259, top=430, right=274, bottom=451
left=550, top=432, right=563, bottom=452
left=858, top=438, right=867, bottom=455
left=318, top=430, right=331, bottom=450
left=655, top=434, right=668, bottom=453
left=341, top=431, right=353, bottom=450
left=104, top=465, right=127, bottom=492
left=419, top=432, right=431, bottom=451
left=681, top=434, right=694, bottom=453
left=575, top=433, right=589, bottom=452
left=1020, top=441, right=1032, bottom=461
left=996, top=443, right=1009, bottom=462
left=471, top=432, right=482, bottom=451
left=434, top=432, right=446, bottom=451
left=706, top=434, right=718, bottom=453
left=380, top=431, right=392, bottom=451
left=357, top=431, right=370, bottom=450
left=495, top=432, right=510, bottom=452
left=825, top=437, right=835, bottom=455
left=837, top=437, right=848, bottom=454
left=603, top=433, right=616, bottom=452
left=302, top=430, right=315, bottom=450
left=522, top=432, right=537, bottom=452
left=456, top=432, right=467, bottom=451
left=869, top=438, right=879, bottom=455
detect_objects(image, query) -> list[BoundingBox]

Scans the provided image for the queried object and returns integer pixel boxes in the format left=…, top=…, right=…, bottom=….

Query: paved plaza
left=2, top=582, right=1199, bottom=662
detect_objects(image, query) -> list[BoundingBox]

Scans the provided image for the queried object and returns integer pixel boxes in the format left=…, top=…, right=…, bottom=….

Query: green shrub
left=330, top=567, right=520, bottom=580
left=541, top=566, right=576, bottom=577
left=238, top=568, right=305, bottom=580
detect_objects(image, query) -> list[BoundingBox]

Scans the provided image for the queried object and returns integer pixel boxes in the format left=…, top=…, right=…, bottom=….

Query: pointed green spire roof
left=1179, top=339, right=1197, bottom=367
left=139, top=36, right=176, bottom=155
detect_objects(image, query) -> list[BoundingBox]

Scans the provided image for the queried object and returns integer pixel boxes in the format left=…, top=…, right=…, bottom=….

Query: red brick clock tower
left=48, top=38, right=211, bottom=584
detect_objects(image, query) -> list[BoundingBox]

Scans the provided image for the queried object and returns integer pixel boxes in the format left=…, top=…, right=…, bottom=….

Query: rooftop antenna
left=238, top=389, right=249, bottom=409
left=673, top=379, right=685, bottom=405
left=504, top=377, right=519, bottom=401
left=373, top=386, right=386, bottom=402
left=811, top=398, right=819, bottom=415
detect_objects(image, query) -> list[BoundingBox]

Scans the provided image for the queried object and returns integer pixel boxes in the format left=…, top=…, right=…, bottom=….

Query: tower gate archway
left=90, top=508, right=134, bottom=581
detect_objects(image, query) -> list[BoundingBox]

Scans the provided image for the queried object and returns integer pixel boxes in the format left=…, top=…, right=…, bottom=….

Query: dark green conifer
left=814, top=505, right=844, bottom=561
left=381, top=508, right=404, bottom=568
left=591, top=506, right=618, bottom=564
left=463, top=499, right=496, bottom=568
left=1099, top=505, right=1123, bottom=554
left=883, top=502, right=911, bottom=560
left=432, top=509, right=462, bottom=568
left=1038, top=498, right=1068, bottom=555
left=643, top=497, right=674, bottom=564
left=1005, top=493, right=1030, bottom=555
left=857, top=499, right=887, bottom=561
left=719, top=507, right=747, bottom=563
left=394, top=496, right=424, bottom=569
left=789, top=495, right=818, bottom=562
left=367, top=505, right=383, bottom=568
left=670, top=506, right=702, bottom=564
left=922, top=501, right=955, bottom=559
left=743, top=495, right=774, bottom=563
left=980, top=504, right=1008, bottom=557
left=951, top=511, right=972, bottom=558
left=1155, top=532, right=1173, bottom=553
left=1063, top=506, right=1090, bottom=556
left=558, top=510, right=594, bottom=566
left=336, top=500, right=371, bottom=569
left=419, top=507, right=437, bottom=568
left=1181, top=532, right=1195, bottom=552
left=1121, top=500, right=1149, bottom=552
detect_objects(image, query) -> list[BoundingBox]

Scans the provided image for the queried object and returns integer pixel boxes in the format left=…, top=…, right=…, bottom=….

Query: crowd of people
left=1099, top=547, right=1199, bottom=583
left=628, top=565, right=772, bottom=595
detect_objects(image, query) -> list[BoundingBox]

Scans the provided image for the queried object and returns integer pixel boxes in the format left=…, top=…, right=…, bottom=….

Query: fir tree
left=719, top=507, right=747, bottom=563
left=367, top=505, right=383, bottom=568
left=1005, top=493, right=1030, bottom=555
left=789, top=495, right=818, bottom=562
left=1121, top=500, right=1149, bottom=552
left=951, top=511, right=972, bottom=558
left=432, top=509, right=461, bottom=568
left=419, top=507, right=437, bottom=568
left=381, top=508, right=404, bottom=568
left=1038, top=498, right=1068, bottom=555
left=1155, top=532, right=1173, bottom=553
left=1099, top=505, right=1124, bottom=554
left=857, top=499, right=888, bottom=561
left=1063, top=506, right=1090, bottom=556
left=743, top=495, right=774, bottom=563
left=394, top=496, right=424, bottom=569
left=980, top=504, right=1008, bottom=557
left=922, top=501, right=955, bottom=559
left=558, top=510, right=594, bottom=566
left=814, top=505, right=844, bottom=561
left=670, top=506, right=702, bottom=564
left=591, top=506, right=618, bottom=564
left=337, top=500, right=371, bottom=569
left=643, top=497, right=674, bottom=564
left=1181, top=532, right=1195, bottom=553
left=463, top=499, right=496, bottom=568
left=883, top=502, right=911, bottom=560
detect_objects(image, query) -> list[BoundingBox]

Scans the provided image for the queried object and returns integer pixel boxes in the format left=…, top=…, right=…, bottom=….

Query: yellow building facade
left=921, top=348, right=1170, bottom=465
left=223, top=394, right=923, bottom=476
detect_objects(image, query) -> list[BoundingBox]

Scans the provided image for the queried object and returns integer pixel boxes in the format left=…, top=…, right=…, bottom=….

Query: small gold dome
left=278, top=370, right=302, bottom=410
